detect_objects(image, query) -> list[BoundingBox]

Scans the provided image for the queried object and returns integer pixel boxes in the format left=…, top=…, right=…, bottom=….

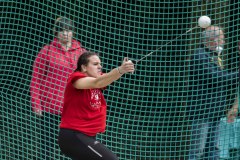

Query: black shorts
left=58, top=128, right=119, bottom=160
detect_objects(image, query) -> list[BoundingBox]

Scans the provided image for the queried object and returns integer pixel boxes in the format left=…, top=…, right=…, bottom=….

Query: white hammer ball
left=198, top=16, right=211, bottom=28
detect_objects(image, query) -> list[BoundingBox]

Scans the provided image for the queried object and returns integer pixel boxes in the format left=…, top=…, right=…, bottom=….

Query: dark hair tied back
left=75, top=52, right=99, bottom=72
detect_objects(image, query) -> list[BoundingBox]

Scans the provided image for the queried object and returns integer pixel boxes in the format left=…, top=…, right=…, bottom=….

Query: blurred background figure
left=30, top=17, right=86, bottom=159
left=187, top=26, right=239, bottom=160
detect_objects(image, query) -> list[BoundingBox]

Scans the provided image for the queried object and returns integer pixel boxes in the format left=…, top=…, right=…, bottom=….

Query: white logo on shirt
left=90, top=89, right=102, bottom=109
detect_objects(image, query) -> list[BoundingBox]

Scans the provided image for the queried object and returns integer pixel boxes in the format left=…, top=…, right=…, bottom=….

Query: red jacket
left=30, top=38, right=86, bottom=114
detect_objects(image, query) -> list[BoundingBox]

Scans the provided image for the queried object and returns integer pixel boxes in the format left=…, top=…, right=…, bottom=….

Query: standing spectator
left=30, top=17, right=86, bottom=159
left=187, top=26, right=239, bottom=160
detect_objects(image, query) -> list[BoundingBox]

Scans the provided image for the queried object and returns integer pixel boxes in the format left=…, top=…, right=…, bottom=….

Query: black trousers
left=38, top=112, right=64, bottom=160
left=58, top=128, right=119, bottom=160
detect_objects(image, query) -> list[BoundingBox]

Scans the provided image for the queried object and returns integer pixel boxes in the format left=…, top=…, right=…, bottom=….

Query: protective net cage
left=0, top=1, right=239, bottom=160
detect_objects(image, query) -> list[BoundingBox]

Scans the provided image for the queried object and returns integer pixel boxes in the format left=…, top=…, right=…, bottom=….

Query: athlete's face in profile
left=84, top=55, right=102, bottom=78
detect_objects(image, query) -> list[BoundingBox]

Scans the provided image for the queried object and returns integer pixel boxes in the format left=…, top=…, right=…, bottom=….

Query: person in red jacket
left=58, top=51, right=135, bottom=160
left=30, top=17, right=86, bottom=159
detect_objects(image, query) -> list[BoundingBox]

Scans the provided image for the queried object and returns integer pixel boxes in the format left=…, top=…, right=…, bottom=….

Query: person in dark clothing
left=187, top=26, right=239, bottom=160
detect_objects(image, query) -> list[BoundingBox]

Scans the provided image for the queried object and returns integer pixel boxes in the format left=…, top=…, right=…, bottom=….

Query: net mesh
left=0, top=1, right=239, bottom=160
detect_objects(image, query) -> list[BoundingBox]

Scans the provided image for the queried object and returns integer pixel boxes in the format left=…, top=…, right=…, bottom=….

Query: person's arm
left=30, top=46, right=49, bottom=116
left=227, top=97, right=238, bottom=123
left=73, top=58, right=134, bottom=89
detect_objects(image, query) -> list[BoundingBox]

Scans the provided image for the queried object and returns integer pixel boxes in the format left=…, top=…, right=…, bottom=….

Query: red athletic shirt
left=60, top=71, right=107, bottom=136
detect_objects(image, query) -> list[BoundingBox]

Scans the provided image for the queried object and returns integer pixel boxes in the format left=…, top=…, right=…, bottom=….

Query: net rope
left=0, top=1, right=239, bottom=160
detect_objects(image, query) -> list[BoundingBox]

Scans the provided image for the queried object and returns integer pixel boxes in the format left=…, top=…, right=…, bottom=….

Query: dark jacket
left=187, top=47, right=239, bottom=120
